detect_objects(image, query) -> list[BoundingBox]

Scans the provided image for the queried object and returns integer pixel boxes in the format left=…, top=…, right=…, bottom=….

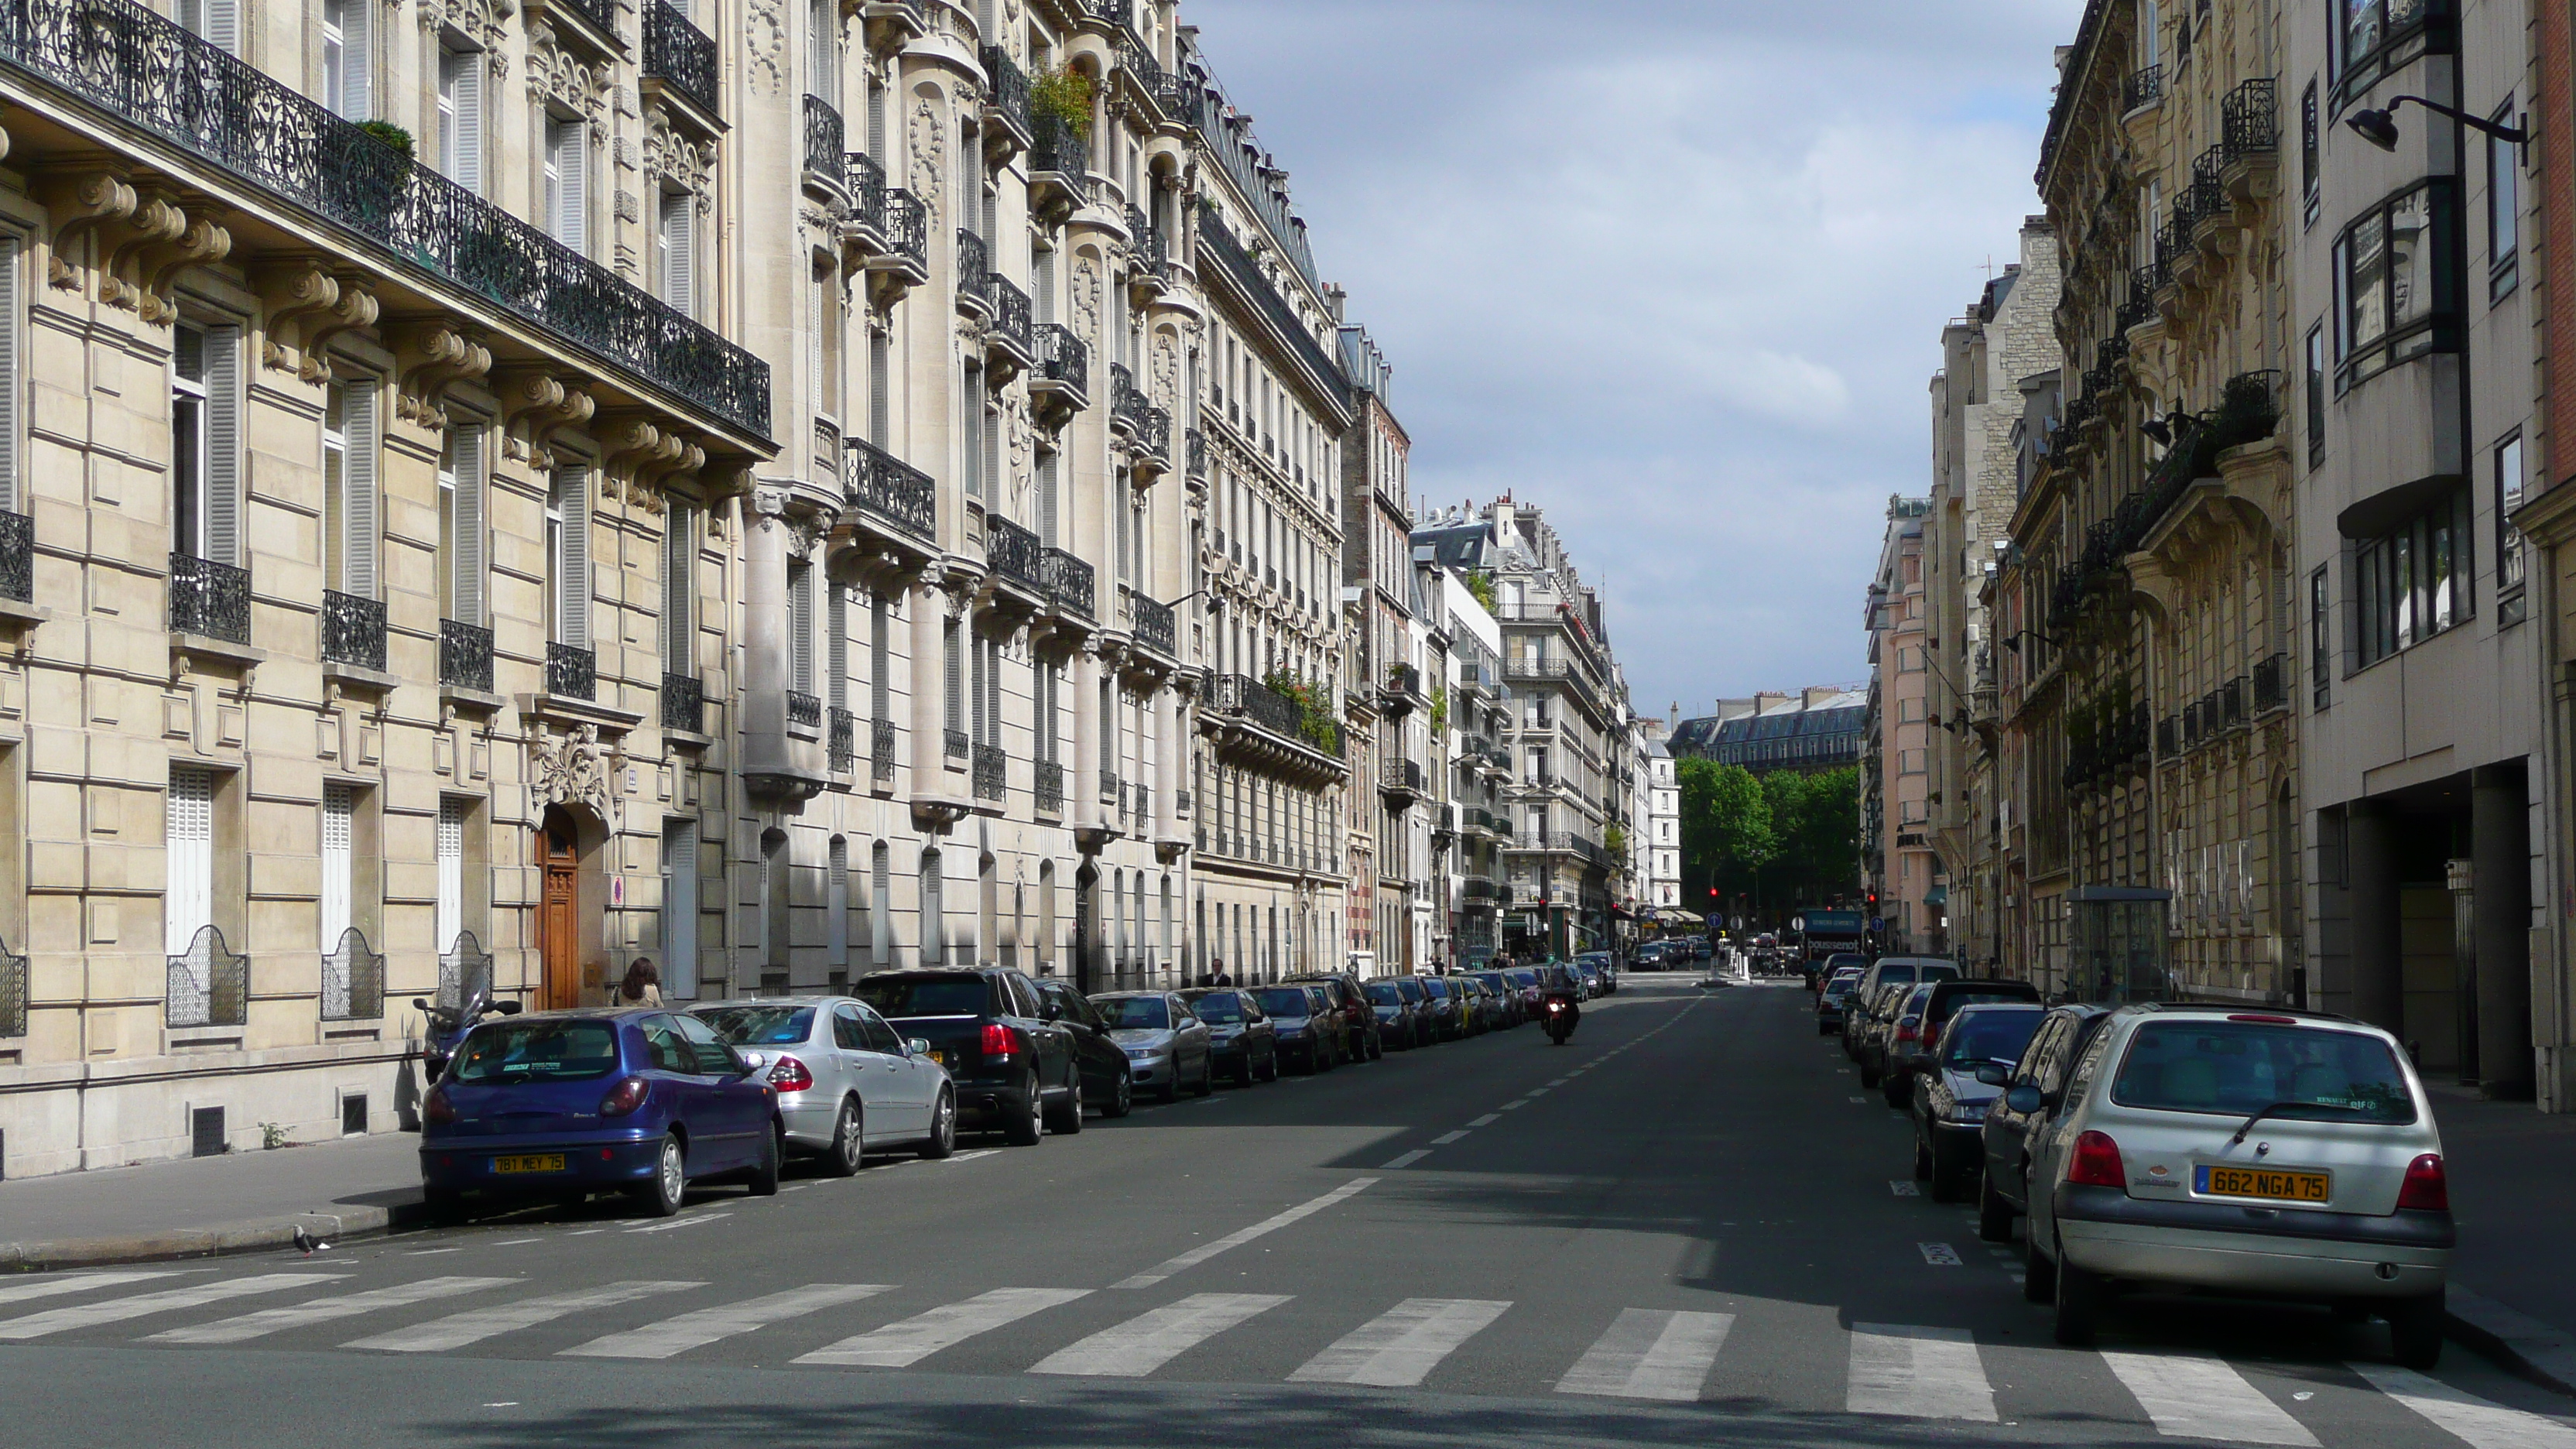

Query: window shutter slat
left=203, top=324, right=240, bottom=566
left=454, top=426, right=486, bottom=625
left=869, top=592, right=889, bottom=721
left=0, top=237, right=20, bottom=513
left=205, top=0, right=237, bottom=53
left=435, top=797, right=463, bottom=954
left=320, top=783, right=353, bottom=949
left=559, top=121, right=588, bottom=253
left=557, top=467, right=589, bottom=649
left=454, top=53, right=483, bottom=195
left=790, top=563, right=815, bottom=694
left=344, top=380, right=378, bottom=596
left=166, top=766, right=214, bottom=955
left=664, top=194, right=695, bottom=316
left=343, top=0, right=370, bottom=119
left=663, top=502, right=692, bottom=674
left=827, top=581, right=848, bottom=710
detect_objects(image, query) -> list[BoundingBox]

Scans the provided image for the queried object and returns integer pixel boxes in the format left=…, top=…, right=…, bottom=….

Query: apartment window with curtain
left=2489, top=104, right=2520, bottom=299
left=437, top=43, right=485, bottom=195
left=322, top=0, right=369, bottom=120
left=657, top=190, right=696, bottom=316
left=542, top=115, right=588, bottom=254
left=437, top=426, right=486, bottom=628
left=320, top=379, right=379, bottom=602
left=546, top=465, right=590, bottom=651
left=2498, top=433, right=2527, bottom=626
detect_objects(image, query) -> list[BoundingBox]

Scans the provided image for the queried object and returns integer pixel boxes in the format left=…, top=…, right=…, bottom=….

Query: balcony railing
left=844, top=434, right=936, bottom=543
left=829, top=706, right=856, bottom=772
left=872, top=717, right=897, bottom=781
left=1186, top=427, right=1207, bottom=480
left=882, top=190, right=930, bottom=269
left=787, top=690, right=822, bottom=728
left=986, top=516, right=1043, bottom=591
left=944, top=727, right=970, bottom=762
left=169, top=553, right=249, bottom=643
left=1108, top=363, right=1140, bottom=433
left=980, top=44, right=1029, bottom=135
left=0, top=509, right=29, bottom=602
left=2221, top=77, right=2278, bottom=162
left=1042, top=546, right=1094, bottom=619
left=0, top=0, right=769, bottom=440
left=989, top=275, right=1033, bottom=359
left=842, top=150, right=886, bottom=235
left=644, top=0, right=720, bottom=115
left=973, top=742, right=1006, bottom=801
left=2252, top=653, right=2290, bottom=714
left=440, top=618, right=493, bottom=691
left=319, top=927, right=384, bottom=1022
left=956, top=229, right=993, bottom=311
left=547, top=641, right=596, bottom=701
left=1035, top=758, right=1064, bottom=814
left=1125, top=590, right=1176, bottom=656
left=2124, top=63, right=2163, bottom=111
left=1036, top=322, right=1088, bottom=399
left=0, top=931, right=19, bottom=1038
left=166, top=924, right=248, bottom=1029
left=663, top=671, right=704, bottom=733
left=1216, top=673, right=1307, bottom=742
left=1380, top=756, right=1424, bottom=793
left=1124, top=202, right=1168, bottom=286
left=1030, top=110, right=1088, bottom=180
left=1195, top=211, right=1351, bottom=413
left=551, top=0, right=616, bottom=36
left=437, top=930, right=493, bottom=1013
left=320, top=588, right=385, bottom=670
left=803, top=94, right=844, bottom=185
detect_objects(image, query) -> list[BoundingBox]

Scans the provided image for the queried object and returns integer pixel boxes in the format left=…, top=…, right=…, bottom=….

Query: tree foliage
left=1675, top=759, right=1859, bottom=916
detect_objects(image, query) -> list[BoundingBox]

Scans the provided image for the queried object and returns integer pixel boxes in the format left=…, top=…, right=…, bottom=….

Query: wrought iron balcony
left=1099, top=770, right=1121, bottom=806
left=842, top=150, right=887, bottom=237
left=1379, top=663, right=1423, bottom=714
left=550, top=0, right=616, bottom=37
left=973, top=742, right=1006, bottom=801
left=945, top=727, right=970, bottom=762
left=1131, top=400, right=1171, bottom=468
left=2124, top=63, right=2163, bottom=111
left=663, top=671, right=704, bottom=733
left=2220, top=676, right=2246, bottom=728
left=0, top=0, right=769, bottom=440
left=1124, top=203, right=1168, bottom=289
left=0, top=509, right=29, bottom=602
left=1042, top=546, right=1094, bottom=619
left=787, top=690, right=823, bottom=728
left=956, top=229, right=993, bottom=313
left=1380, top=755, right=1425, bottom=798
left=988, top=275, right=1033, bottom=365
left=803, top=94, right=845, bottom=190
left=169, top=552, right=249, bottom=643
left=320, top=926, right=384, bottom=1022
left=1034, top=323, right=1089, bottom=405
left=872, top=717, right=898, bottom=781
left=2252, top=653, right=2290, bottom=714
left=0, top=932, right=22, bottom=1038
left=547, top=641, right=596, bottom=701
left=2187, top=145, right=2228, bottom=228
left=980, top=44, right=1030, bottom=142
left=320, top=588, right=385, bottom=670
left=829, top=706, right=856, bottom=772
left=440, top=618, right=493, bottom=691
left=882, top=190, right=930, bottom=271
left=1215, top=673, right=1307, bottom=743
left=844, top=434, right=936, bottom=543
left=1030, top=111, right=1089, bottom=187
left=645, top=0, right=720, bottom=116
left=1125, top=589, right=1176, bottom=657
left=2221, top=77, right=2278, bottom=163
left=986, top=515, right=1043, bottom=592
left=166, top=924, right=248, bottom=1029
left=1035, top=758, right=1064, bottom=814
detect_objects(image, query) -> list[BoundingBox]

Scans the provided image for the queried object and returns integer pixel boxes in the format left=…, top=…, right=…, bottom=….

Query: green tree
left=1677, top=758, right=1774, bottom=906
left=1761, top=766, right=1860, bottom=906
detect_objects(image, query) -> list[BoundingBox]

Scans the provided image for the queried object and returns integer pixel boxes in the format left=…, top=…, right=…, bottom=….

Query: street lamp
left=2345, top=94, right=2529, bottom=151
left=1999, top=629, right=2065, bottom=653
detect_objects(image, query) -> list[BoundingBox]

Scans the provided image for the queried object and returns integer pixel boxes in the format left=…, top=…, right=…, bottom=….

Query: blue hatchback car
left=420, top=1008, right=781, bottom=1221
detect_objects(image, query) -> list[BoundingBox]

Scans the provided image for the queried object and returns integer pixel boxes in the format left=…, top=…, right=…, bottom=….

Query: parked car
left=1465, top=970, right=1522, bottom=1026
left=1091, top=991, right=1216, bottom=1101
left=1576, top=951, right=1617, bottom=995
left=1855, top=981, right=1926, bottom=1086
left=1392, top=975, right=1437, bottom=1042
left=421, top=1009, right=779, bottom=1221
left=1842, top=957, right=1962, bottom=1060
left=1253, top=984, right=1339, bottom=1071
left=853, top=968, right=1091, bottom=1145
left=1632, top=941, right=1672, bottom=971
left=1815, top=968, right=1867, bottom=1035
left=1815, top=952, right=1869, bottom=998
left=1977, top=1002, right=2115, bottom=1242
left=1363, top=978, right=1423, bottom=1049
left=690, top=997, right=956, bottom=1176
left=1414, top=976, right=1464, bottom=1040
left=1573, top=961, right=1604, bottom=999
left=2005, top=1005, right=2452, bottom=1364
left=1504, top=967, right=1543, bottom=1016
left=1879, top=978, right=2047, bottom=1107
left=1031, top=978, right=1142, bottom=1121
left=1909, top=1002, right=2046, bottom=1202
left=1287, top=973, right=1382, bottom=1061
left=1179, top=987, right=1278, bottom=1084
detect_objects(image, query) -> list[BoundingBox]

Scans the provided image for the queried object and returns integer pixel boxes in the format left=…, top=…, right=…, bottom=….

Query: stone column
left=1070, top=647, right=1101, bottom=831
left=1153, top=684, right=1179, bottom=841
left=2347, top=799, right=2405, bottom=1033
left=2474, top=762, right=2535, bottom=1098
left=909, top=581, right=945, bottom=783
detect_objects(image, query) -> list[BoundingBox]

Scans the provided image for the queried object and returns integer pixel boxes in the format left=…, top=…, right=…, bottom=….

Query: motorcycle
left=1543, top=996, right=1577, bottom=1046
left=414, top=986, right=522, bottom=1081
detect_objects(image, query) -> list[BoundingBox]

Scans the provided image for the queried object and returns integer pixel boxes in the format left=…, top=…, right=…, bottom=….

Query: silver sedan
left=691, top=996, right=957, bottom=1172
left=1091, top=991, right=1215, bottom=1101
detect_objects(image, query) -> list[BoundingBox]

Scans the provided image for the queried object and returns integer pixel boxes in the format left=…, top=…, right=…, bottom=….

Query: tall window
left=869, top=592, right=890, bottom=729
left=787, top=558, right=816, bottom=697
left=2311, top=570, right=2331, bottom=709
left=662, top=502, right=695, bottom=679
left=827, top=581, right=849, bottom=713
left=2489, top=104, right=2520, bottom=298
left=828, top=835, right=850, bottom=967
left=172, top=323, right=239, bottom=565
left=437, top=45, right=484, bottom=195
left=177, top=0, right=236, bottom=51
left=435, top=796, right=468, bottom=954
left=812, top=258, right=841, bottom=421
left=0, top=235, right=18, bottom=513
left=321, top=380, right=379, bottom=598
left=2334, top=183, right=2451, bottom=385
left=546, top=465, right=589, bottom=649
left=944, top=615, right=964, bottom=752
left=2300, top=80, right=2320, bottom=224
left=961, top=362, right=985, bottom=498
left=2304, top=323, right=2325, bottom=466
left=2498, top=433, right=2527, bottom=625
left=167, top=765, right=216, bottom=957
left=320, top=783, right=354, bottom=951
left=543, top=116, right=587, bottom=253
left=663, top=818, right=699, bottom=998
left=1038, top=451, right=1059, bottom=546
left=438, top=426, right=486, bottom=626
left=323, top=0, right=368, bottom=119
left=2355, top=486, right=2474, bottom=666
left=657, top=190, right=695, bottom=316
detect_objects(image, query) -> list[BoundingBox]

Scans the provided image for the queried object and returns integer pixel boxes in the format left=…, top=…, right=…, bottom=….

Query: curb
left=0, top=1199, right=426, bottom=1273
left=2448, top=1286, right=2576, bottom=1398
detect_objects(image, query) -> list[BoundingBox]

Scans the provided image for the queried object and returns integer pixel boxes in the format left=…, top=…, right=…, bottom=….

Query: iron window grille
left=170, top=552, right=251, bottom=643
left=166, top=924, right=248, bottom=1029
left=440, top=618, right=493, bottom=691
left=546, top=641, right=596, bottom=701
left=320, top=588, right=386, bottom=670
left=663, top=671, right=704, bottom=734
left=320, top=926, right=384, bottom=1021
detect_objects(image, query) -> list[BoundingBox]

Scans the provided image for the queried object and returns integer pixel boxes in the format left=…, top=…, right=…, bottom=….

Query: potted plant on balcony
left=1032, top=68, right=1094, bottom=131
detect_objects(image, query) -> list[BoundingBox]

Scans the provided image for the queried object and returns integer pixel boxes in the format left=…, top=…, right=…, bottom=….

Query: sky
left=1183, top=0, right=2089, bottom=718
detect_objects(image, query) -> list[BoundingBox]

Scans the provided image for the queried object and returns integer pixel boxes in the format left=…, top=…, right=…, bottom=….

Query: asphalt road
left=3, top=977, right=2573, bottom=1448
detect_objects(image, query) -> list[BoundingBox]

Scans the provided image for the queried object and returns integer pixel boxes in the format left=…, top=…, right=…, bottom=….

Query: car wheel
left=420, top=1188, right=467, bottom=1228
left=1003, top=1074, right=1044, bottom=1146
left=633, top=1134, right=686, bottom=1218
left=747, top=1120, right=783, bottom=1197
left=1046, top=1074, right=1086, bottom=1134
left=825, top=1097, right=865, bottom=1177
left=1100, top=1067, right=1134, bottom=1117
left=1930, top=1162, right=1967, bottom=1205
left=2023, top=1233, right=2057, bottom=1303
left=1157, top=1064, right=1181, bottom=1102
left=1297, top=1043, right=1319, bottom=1076
left=1978, top=1176, right=2015, bottom=1242
left=1190, top=1055, right=1214, bottom=1098
left=1913, top=1139, right=1934, bottom=1182
left=1235, top=1052, right=1255, bottom=1088
left=2052, top=1254, right=2103, bottom=1348
left=1882, top=1074, right=1912, bottom=1110
left=2389, top=1293, right=2445, bottom=1370
left=1858, top=1063, right=1880, bottom=1088
left=919, top=1088, right=957, bottom=1159
left=1258, top=1046, right=1279, bottom=1081
left=1368, top=1032, right=1383, bottom=1062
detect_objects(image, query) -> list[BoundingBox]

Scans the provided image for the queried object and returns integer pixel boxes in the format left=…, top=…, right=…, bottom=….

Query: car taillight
left=2397, top=1153, right=2448, bottom=1211
left=981, top=1022, right=1021, bottom=1060
left=599, top=1076, right=649, bottom=1117
left=423, top=1087, right=457, bottom=1126
left=768, top=1054, right=815, bottom=1093
left=1896, top=1019, right=1919, bottom=1044
left=2068, top=1130, right=2125, bottom=1187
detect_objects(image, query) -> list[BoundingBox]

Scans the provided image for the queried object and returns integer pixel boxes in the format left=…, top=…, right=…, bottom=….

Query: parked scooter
left=415, top=987, right=522, bottom=1081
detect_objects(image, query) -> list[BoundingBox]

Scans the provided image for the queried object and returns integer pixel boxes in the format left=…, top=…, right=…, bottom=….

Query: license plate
left=927, top=1050, right=944, bottom=1066
left=492, top=1154, right=566, bottom=1175
left=2196, top=1163, right=2330, bottom=1203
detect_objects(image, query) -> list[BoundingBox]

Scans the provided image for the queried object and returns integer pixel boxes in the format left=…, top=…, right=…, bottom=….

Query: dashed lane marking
left=625, top=1213, right=735, bottom=1235
left=1918, top=1244, right=1961, bottom=1266
left=1109, top=1180, right=1378, bottom=1290
left=1430, top=1131, right=1469, bottom=1146
left=1468, top=1114, right=1499, bottom=1127
left=1380, top=1149, right=1432, bottom=1170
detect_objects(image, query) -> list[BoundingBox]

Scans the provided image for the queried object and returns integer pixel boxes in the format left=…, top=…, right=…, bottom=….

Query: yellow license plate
left=492, top=1154, right=566, bottom=1174
left=2197, top=1164, right=2330, bottom=1203
left=927, top=1050, right=944, bottom=1066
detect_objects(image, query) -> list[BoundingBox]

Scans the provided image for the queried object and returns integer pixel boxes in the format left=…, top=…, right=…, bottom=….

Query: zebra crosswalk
left=5, top=1264, right=2574, bottom=1444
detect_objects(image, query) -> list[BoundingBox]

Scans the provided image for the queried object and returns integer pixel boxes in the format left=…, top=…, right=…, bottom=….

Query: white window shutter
left=452, top=426, right=486, bottom=625
left=320, top=783, right=354, bottom=950
left=0, top=236, right=20, bottom=513
left=944, top=617, right=962, bottom=736
left=558, top=120, right=588, bottom=253
left=343, top=380, right=378, bottom=597
left=868, top=328, right=889, bottom=444
left=827, top=581, right=848, bottom=711
left=869, top=592, right=889, bottom=721
left=662, top=193, right=695, bottom=316
left=204, top=0, right=238, bottom=53
left=827, top=835, right=849, bottom=963
left=555, top=466, right=589, bottom=649
left=453, top=53, right=484, bottom=195
left=435, top=797, right=464, bottom=954
left=789, top=562, right=815, bottom=694
left=203, top=324, right=240, bottom=566
left=1038, top=452, right=1057, bottom=547
left=663, top=502, right=693, bottom=675
left=166, top=766, right=214, bottom=956
left=342, top=0, right=371, bottom=120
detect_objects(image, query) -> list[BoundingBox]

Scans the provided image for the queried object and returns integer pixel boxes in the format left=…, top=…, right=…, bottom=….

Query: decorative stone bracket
left=394, top=324, right=494, bottom=426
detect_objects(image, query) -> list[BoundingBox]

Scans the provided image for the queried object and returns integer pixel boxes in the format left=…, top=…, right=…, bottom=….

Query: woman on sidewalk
left=619, top=957, right=664, bottom=1008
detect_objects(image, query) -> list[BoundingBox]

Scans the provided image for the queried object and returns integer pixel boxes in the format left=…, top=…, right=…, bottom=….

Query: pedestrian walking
left=619, top=957, right=664, bottom=1007
left=1209, top=958, right=1233, bottom=986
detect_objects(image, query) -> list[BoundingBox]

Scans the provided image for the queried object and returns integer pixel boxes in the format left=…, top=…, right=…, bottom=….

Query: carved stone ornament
left=644, top=114, right=718, bottom=211
left=420, top=0, right=511, bottom=73
left=909, top=92, right=945, bottom=207
left=1070, top=255, right=1102, bottom=341
left=526, top=26, right=609, bottom=124
left=751, top=485, right=790, bottom=525
left=745, top=0, right=787, bottom=94
left=529, top=723, right=616, bottom=828
left=1151, top=331, right=1179, bottom=406
left=1005, top=399, right=1033, bottom=505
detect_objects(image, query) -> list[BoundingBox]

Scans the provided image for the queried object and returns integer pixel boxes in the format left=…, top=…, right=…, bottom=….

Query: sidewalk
left=2427, top=1087, right=2576, bottom=1393
left=0, top=1131, right=424, bottom=1269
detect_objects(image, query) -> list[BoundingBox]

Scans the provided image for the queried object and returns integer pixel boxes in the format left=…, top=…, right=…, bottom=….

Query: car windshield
left=1098, top=997, right=1170, bottom=1029
left=1365, top=982, right=1404, bottom=1005
left=1943, top=1009, right=2043, bottom=1067
left=1253, top=988, right=1310, bottom=1017
left=1189, top=994, right=1245, bottom=1024
left=851, top=976, right=989, bottom=1019
left=2112, top=1020, right=2417, bottom=1123
left=453, top=1020, right=621, bottom=1083
left=693, top=1006, right=815, bottom=1046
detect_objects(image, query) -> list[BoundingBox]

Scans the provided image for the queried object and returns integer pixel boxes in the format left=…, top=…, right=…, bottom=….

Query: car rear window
left=694, top=1006, right=815, bottom=1046
left=1253, top=988, right=1310, bottom=1016
left=1508, top=970, right=1537, bottom=988
left=1188, top=993, right=1245, bottom=1024
left=1942, top=1009, right=2043, bottom=1067
left=853, top=976, right=990, bottom=1019
left=2112, top=1020, right=2417, bottom=1124
left=454, top=1020, right=621, bottom=1083
left=1365, top=981, right=1404, bottom=1005
left=1877, top=964, right=1920, bottom=986
left=1098, top=997, right=1170, bottom=1029
left=1934, top=989, right=2037, bottom=1018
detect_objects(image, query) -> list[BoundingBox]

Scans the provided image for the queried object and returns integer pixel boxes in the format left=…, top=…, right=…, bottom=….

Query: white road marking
left=625, top=1212, right=734, bottom=1235
left=1555, top=1307, right=1733, bottom=1401
left=343, top=1280, right=702, bottom=1353
left=561, top=1283, right=891, bottom=1359
left=1468, top=1115, right=1500, bottom=1127
left=1919, top=1243, right=1961, bottom=1266
left=0, top=1273, right=344, bottom=1340
left=1430, top=1131, right=1469, bottom=1146
left=1851, top=1096, right=1869, bottom=1104
left=2350, top=1364, right=2576, bottom=1449
left=1847, top=1323, right=1997, bottom=1421
left=796, top=1287, right=1092, bottom=1368
left=1288, top=1297, right=1511, bottom=1387
left=943, top=1149, right=1002, bottom=1163
left=491, top=1238, right=544, bottom=1248
left=1379, top=1149, right=1432, bottom=1170
left=1889, top=1181, right=1920, bottom=1197
left=405, top=1249, right=461, bottom=1256
left=0, top=1273, right=180, bottom=1308
left=2101, top=1351, right=2320, bottom=1446
left=1499, top=1100, right=1530, bottom=1111
left=1028, top=1293, right=1290, bottom=1377
left=1109, top=1180, right=1377, bottom=1290
left=147, top=1276, right=515, bottom=1345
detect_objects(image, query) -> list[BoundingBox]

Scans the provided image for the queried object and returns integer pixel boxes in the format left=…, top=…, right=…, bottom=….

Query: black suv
left=853, top=968, right=1122, bottom=1144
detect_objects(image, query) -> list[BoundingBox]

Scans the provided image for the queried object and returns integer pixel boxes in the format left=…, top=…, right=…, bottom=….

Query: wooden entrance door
left=538, top=810, right=581, bottom=1010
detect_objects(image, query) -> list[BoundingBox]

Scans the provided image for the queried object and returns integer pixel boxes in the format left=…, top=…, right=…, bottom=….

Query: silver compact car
left=1091, top=991, right=1215, bottom=1101
left=690, top=997, right=956, bottom=1171
left=2012, top=1004, right=2452, bottom=1365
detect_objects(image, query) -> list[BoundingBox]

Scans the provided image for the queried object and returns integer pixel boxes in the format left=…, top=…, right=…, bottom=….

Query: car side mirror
left=493, top=1001, right=522, bottom=1016
left=1974, top=1064, right=2009, bottom=1088
left=738, top=1050, right=768, bottom=1074
left=2004, top=1084, right=2042, bottom=1115
left=907, top=1038, right=933, bottom=1057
